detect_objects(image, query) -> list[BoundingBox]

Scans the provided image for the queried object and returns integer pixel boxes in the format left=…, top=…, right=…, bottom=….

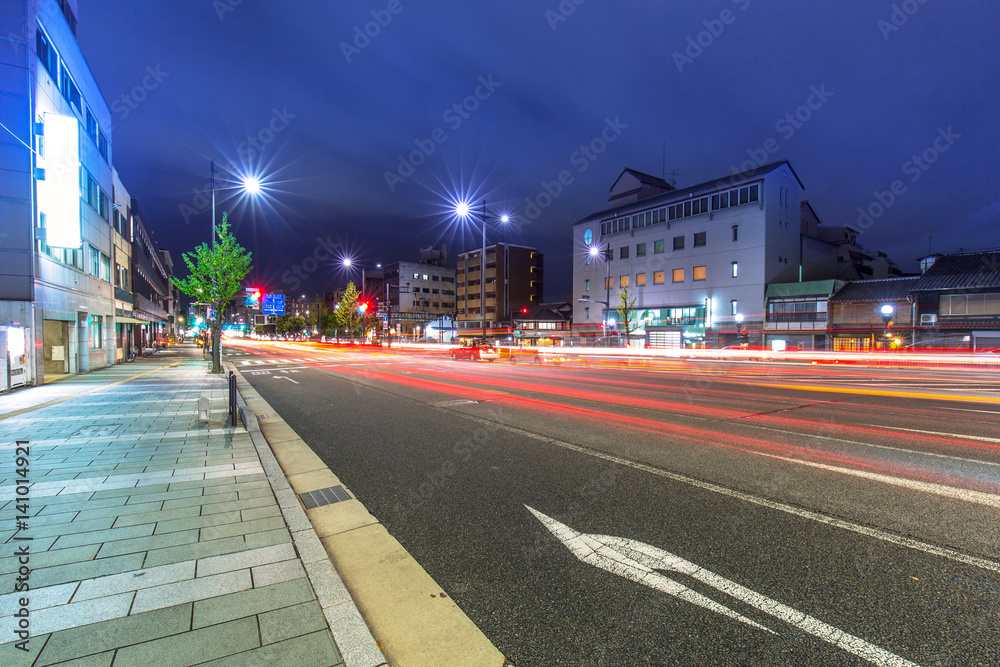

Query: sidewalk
left=0, top=344, right=385, bottom=666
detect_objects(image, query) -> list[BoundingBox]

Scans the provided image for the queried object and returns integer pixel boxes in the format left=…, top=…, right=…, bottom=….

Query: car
left=450, top=340, right=501, bottom=361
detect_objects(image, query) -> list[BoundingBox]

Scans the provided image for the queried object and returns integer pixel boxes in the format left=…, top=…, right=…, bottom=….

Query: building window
left=619, top=275, right=629, bottom=288
left=673, top=236, right=684, bottom=251
left=693, top=266, right=706, bottom=281
left=731, top=300, right=738, bottom=316
left=619, top=246, right=629, bottom=259
left=653, top=271, right=665, bottom=284
left=636, top=273, right=646, bottom=286
left=89, top=315, right=103, bottom=349
left=731, top=262, right=738, bottom=278
left=693, top=232, right=706, bottom=247
left=100, top=253, right=111, bottom=282
left=585, top=279, right=590, bottom=291
left=605, top=277, right=613, bottom=289
left=636, top=243, right=646, bottom=256
left=672, top=269, right=684, bottom=283
left=732, top=225, right=738, bottom=242
left=654, top=240, right=665, bottom=254
left=584, top=307, right=590, bottom=319
left=89, top=245, right=101, bottom=277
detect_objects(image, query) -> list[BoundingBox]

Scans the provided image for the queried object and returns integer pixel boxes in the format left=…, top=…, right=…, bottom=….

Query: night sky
left=76, top=0, right=1000, bottom=301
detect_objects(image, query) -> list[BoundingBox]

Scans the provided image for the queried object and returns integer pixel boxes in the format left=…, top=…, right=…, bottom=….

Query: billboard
left=40, top=113, right=82, bottom=248
left=262, top=293, right=285, bottom=316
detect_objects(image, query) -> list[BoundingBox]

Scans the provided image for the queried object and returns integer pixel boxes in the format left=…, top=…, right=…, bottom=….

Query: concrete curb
left=229, top=361, right=388, bottom=667
left=227, top=360, right=507, bottom=667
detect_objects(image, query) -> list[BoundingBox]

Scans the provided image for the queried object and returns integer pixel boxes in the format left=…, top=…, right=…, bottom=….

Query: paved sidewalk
left=0, top=345, right=384, bottom=666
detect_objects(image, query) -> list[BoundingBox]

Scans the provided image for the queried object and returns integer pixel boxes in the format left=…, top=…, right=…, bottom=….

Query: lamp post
left=455, top=200, right=509, bottom=338
left=880, top=304, right=895, bottom=348
left=585, top=244, right=613, bottom=346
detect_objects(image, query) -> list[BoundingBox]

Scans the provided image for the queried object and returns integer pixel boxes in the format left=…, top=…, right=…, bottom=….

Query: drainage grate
left=299, top=485, right=352, bottom=509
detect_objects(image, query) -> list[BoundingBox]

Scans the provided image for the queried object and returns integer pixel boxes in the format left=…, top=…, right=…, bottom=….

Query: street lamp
left=210, top=160, right=262, bottom=247
left=586, top=244, right=613, bottom=346
left=880, top=304, right=895, bottom=347
left=454, top=200, right=510, bottom=338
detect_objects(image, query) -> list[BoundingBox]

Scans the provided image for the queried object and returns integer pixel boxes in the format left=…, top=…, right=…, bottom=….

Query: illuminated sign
left=40, top=113, right=82, bottom=248
left=262, top=293, right=285, bottom=316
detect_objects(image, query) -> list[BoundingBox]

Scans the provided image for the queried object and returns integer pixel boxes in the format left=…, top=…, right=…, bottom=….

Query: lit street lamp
left=454, top=200, right=510, bottom=337
left=210, top=160, right=262, bottom=247
left=880, top=304, right=895, bottom=347
left=584, top=243, right=613, bottom=346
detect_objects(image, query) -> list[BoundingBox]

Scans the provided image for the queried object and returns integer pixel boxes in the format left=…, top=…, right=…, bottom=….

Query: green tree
left=616, top=287, right=642, bottom=345
left=335, top=282, right=362, bottom=339
left=172, top=213, right=252, bottom=373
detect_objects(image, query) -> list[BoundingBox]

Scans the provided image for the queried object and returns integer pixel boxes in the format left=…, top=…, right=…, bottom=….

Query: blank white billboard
left=40, top=112, right=82, bottom=248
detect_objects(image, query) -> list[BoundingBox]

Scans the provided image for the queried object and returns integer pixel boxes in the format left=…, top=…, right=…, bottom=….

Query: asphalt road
left=227, top=341, right=1000, bottom=666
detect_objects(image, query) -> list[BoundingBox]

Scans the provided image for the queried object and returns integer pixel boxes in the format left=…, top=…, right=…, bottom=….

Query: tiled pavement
left=0, top=347, right=368, bottom=666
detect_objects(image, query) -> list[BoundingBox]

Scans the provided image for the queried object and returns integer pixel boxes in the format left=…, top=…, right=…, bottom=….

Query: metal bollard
left=228, top=371, right=238, bottom=427
left=198, top=397, right=210, bottom=422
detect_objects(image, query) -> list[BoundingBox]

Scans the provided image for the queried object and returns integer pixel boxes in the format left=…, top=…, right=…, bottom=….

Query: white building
left=1, top=0, right=121, bottom=384
left=572, top=162, right=813, bottom=348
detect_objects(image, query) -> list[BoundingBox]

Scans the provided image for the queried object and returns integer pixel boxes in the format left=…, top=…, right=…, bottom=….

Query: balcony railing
left=766, top=312, right=827, bottom=323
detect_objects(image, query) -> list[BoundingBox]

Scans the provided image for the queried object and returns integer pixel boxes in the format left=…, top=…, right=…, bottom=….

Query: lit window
left=585, top=279, right=590, bottom=291
left=653, top=271, right=665, bottom=284
left=619, top=275, right=629, bottom=288
left=636, top=273, right=646, bottom=286
left=672, top=269, right=684, bottom=283
left=731, top=300, right=738, bottom=316
left=731, top=262, right=738, bottom=278
left=693, top=266, right=706, bottom=281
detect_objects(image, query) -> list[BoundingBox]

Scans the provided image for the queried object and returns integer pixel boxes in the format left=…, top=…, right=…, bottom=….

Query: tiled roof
left=911, top=250, right=1000, bottom=291
left=829, top=277, right=920, bottom=303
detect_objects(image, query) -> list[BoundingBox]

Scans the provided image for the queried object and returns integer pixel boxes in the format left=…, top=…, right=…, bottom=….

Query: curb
left=228, top=361, right=506, bottom=667
left=229, top=361, right=389, bottom=667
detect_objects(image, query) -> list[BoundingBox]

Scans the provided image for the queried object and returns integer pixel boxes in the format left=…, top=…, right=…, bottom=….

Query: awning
left=116, top=316, right=149, bottom=324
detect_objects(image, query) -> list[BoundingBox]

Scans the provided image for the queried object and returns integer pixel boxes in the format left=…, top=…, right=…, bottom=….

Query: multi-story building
left=383, top=246, right=457, bottom=339
left=456, top=243, right=543, bottom=337
left=111, top=169, right=135, bottom=361
left=1, top=0, right=120, bottom=384
left=572, top=162, right=830, bottom=348
left=129, top=199, right=169, bottom=350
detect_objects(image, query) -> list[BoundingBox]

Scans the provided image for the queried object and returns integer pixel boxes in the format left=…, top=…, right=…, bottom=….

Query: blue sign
left=262, top=293, right=285, bottom=316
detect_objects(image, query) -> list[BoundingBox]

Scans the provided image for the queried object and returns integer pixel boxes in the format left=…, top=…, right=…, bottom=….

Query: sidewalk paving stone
left=0, top=349, right=371, bottom=667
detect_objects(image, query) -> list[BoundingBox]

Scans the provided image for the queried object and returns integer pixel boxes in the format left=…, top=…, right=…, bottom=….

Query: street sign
left=526, top=506, right=916, bottom=666
left=262, top=293, right=285, bottom=316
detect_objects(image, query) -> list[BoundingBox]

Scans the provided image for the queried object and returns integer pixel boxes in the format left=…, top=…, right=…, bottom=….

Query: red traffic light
left=358, top=302, right=368, bottom=313
left=521, top=307, right=528, bottom=314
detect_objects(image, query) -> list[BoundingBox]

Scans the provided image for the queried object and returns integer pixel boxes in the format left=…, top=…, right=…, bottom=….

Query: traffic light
left=358, top=301, right=369, bottom=314
left=521, top=307, right=528, bottom=314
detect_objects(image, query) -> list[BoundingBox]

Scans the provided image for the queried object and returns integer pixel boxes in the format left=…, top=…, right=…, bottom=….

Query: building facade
left=572, top=162, right=813, bottom=348
left=382, top=257, right=457, bottom=339
left=456, top=243, right=542, bottom=336
left=1, top=0, right=121, bottom=384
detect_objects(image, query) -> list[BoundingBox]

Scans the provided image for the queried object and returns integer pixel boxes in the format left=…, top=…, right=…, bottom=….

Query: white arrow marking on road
left=526, top=506, right=918, bottom=667
left=274, top=376, right=299, bottom=384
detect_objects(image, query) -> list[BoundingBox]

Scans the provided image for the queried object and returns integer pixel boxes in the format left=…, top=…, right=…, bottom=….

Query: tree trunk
left=211, top=326, right=222, bottom=373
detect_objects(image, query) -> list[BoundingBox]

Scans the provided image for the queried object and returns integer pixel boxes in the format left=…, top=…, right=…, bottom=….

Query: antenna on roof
left=666, top=170, right=678, bottom=187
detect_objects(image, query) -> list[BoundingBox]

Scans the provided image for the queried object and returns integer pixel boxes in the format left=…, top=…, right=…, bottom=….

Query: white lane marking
left=241, top=360, right=253, bottom=366
left=527, top=507, right=917, bottom=667
left=275, top=376, right=300, bottom=384
left=457, top=415, right=1000, bottom=575
left=941, top=407, right=1000, bottom=414
left=872, top=424, right=1000, bottom=445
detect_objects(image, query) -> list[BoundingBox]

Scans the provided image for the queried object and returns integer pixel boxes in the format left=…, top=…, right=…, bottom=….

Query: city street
left=226, top=339, right=1000, bottom=666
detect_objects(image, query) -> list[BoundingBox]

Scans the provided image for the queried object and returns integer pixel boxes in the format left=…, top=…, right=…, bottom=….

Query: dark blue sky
left=78, top=0, right=1000, bottom=301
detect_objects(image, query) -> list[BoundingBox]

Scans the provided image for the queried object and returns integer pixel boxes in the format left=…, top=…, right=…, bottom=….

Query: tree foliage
left=616, top=287, right=642, bottom=342
left=172, top=213, right=252, bottom=372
